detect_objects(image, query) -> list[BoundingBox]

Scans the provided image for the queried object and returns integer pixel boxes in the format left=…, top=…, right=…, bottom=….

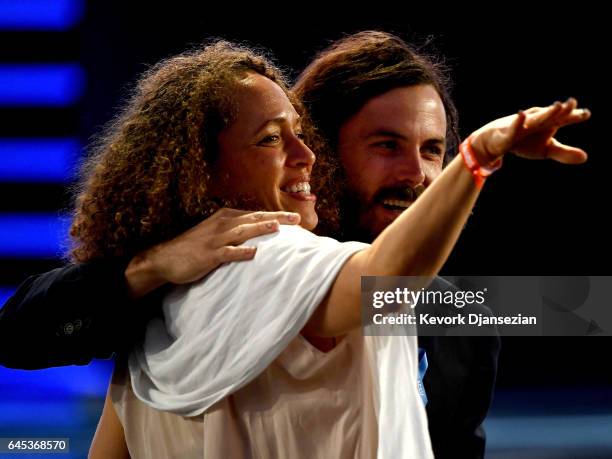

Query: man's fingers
left=241, top=211, right=300, bottom=225
left=220, top=220, right=282, bottom=246
left=215, top=246, right=258, bottom=264
left=217, top=210, right=300, bottom=230
left=212, top=207, right=250, bottom=218
left=211, top=207, right=296, bottom=219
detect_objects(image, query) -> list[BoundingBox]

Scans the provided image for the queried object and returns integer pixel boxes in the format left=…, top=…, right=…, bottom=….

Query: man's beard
left=339, top=184, right=424, bottom=243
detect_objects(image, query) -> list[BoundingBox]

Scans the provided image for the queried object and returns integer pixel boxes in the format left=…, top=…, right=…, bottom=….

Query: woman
left=85, top=41, right=589, bottom=458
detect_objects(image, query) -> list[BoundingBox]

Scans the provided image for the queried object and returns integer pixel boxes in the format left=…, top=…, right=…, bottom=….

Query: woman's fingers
left=523, top=107, right=544, bottom=115
left=471, top=98, right=590, bottom=165
left=556, top=97, right=577, bottom=119
left=523, top=98, right=590, bottom=132
left=489, top=110, right=528, bottom=157
left=545, top=138, right=588, bottom=164
left=523, top=101, right=564, bottom=131
left=508, top=110, right=527, bottom=139
left=555, top=108, right=591, bottom=128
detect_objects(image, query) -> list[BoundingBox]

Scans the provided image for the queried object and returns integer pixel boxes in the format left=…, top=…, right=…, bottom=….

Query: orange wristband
left=459, top=137, right=503, bottom=188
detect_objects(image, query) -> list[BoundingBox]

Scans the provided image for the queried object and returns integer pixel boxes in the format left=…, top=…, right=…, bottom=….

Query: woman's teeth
left=283, top=182, right=311, bottom=195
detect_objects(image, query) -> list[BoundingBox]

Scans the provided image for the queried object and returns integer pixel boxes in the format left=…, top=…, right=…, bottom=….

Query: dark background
left=1, top=2, right=610, bottom=457
left=6, top=2, right=609, bottom=386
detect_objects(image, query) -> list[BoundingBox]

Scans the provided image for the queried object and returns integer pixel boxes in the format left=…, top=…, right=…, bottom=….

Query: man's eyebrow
left=366, top=130, right=408, bottom=141
left=422, top=137, right=446, bottom=146
left=366, top=130, right=446, bottom=145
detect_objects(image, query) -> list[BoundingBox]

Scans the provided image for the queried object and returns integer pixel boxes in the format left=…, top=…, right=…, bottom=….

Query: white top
left=112, top=330, right=378, bottom=458
left=126, top=225, right=433, bottom=458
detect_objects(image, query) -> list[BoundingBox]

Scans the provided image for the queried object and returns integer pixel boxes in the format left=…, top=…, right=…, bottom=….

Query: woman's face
left=212, top=73, right=318, bottom=230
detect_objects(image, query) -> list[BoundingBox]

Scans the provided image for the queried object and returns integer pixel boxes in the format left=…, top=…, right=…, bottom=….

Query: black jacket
left=0, top=259, right=158, bottom=369
left=420, top=333, right=500, bottom=459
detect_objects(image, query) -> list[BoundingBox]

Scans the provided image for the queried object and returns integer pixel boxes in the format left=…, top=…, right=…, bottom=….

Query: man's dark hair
left=294, top=30, right=460, bottom=164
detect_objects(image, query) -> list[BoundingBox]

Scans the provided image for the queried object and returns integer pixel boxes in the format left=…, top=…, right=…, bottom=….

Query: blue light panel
left=0, top=213, right=71, bottom=257
left=0, top=64, right=85, bottom=107
left=0, top=286, right=15, bottom=306
left=0, top=138, right=80, bottom=182
left=0, top=0, right=84, bottom=31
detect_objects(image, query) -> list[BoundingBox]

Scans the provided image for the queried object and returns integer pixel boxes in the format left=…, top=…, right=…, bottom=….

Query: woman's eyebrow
left=254, top=113, right=301, bottom=134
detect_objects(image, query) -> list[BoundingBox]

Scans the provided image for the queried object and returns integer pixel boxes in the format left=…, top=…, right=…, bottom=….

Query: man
left=0, top=31, right=498, bottom=458
left=294, top=31, right=499, bottom=459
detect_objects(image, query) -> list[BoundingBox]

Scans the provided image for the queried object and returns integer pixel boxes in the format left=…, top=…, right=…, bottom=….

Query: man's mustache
left=373, top=184, right=425, bottom=203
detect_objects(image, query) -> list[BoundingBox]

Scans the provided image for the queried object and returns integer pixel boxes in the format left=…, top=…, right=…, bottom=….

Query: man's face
left=337, top=84, right=447, bottom=241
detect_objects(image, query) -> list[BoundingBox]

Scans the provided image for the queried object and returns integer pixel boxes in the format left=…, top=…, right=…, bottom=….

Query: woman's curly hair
left=70, top=40, right=338, bottom=262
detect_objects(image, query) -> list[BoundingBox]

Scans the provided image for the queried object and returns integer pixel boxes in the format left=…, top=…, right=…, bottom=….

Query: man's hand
left=125, top=208, right=300, bottom=298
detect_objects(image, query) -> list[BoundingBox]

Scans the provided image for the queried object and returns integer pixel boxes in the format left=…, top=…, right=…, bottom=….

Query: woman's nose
left=287, top=136, right=316, bottom=168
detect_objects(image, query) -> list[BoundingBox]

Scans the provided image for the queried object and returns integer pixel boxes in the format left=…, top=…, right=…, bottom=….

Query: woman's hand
left=125, top=208, right=300, bottom=298
left=470, top=97, right=591, bottom=165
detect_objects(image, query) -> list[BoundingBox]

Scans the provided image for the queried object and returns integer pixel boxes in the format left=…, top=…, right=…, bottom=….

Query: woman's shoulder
left=245, top=225, right=320, bottom=246
left=245, top=225, right=368, bottom=251
left=166, top=225, right=368, bottom=308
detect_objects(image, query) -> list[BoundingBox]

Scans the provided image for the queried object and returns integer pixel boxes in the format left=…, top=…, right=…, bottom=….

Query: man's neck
left=338, top=219, right=376, bottom=244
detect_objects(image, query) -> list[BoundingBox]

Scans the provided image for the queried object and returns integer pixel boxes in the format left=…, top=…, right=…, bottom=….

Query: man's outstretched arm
left=0, top=209, right=300, bottom=369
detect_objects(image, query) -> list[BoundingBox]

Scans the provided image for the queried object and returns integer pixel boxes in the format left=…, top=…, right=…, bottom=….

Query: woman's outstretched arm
left=305, top=99, right=590, bottom=337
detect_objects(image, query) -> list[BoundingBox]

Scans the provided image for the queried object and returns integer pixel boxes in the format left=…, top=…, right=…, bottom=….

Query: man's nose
left=393, top=147, right=425, bottom=185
